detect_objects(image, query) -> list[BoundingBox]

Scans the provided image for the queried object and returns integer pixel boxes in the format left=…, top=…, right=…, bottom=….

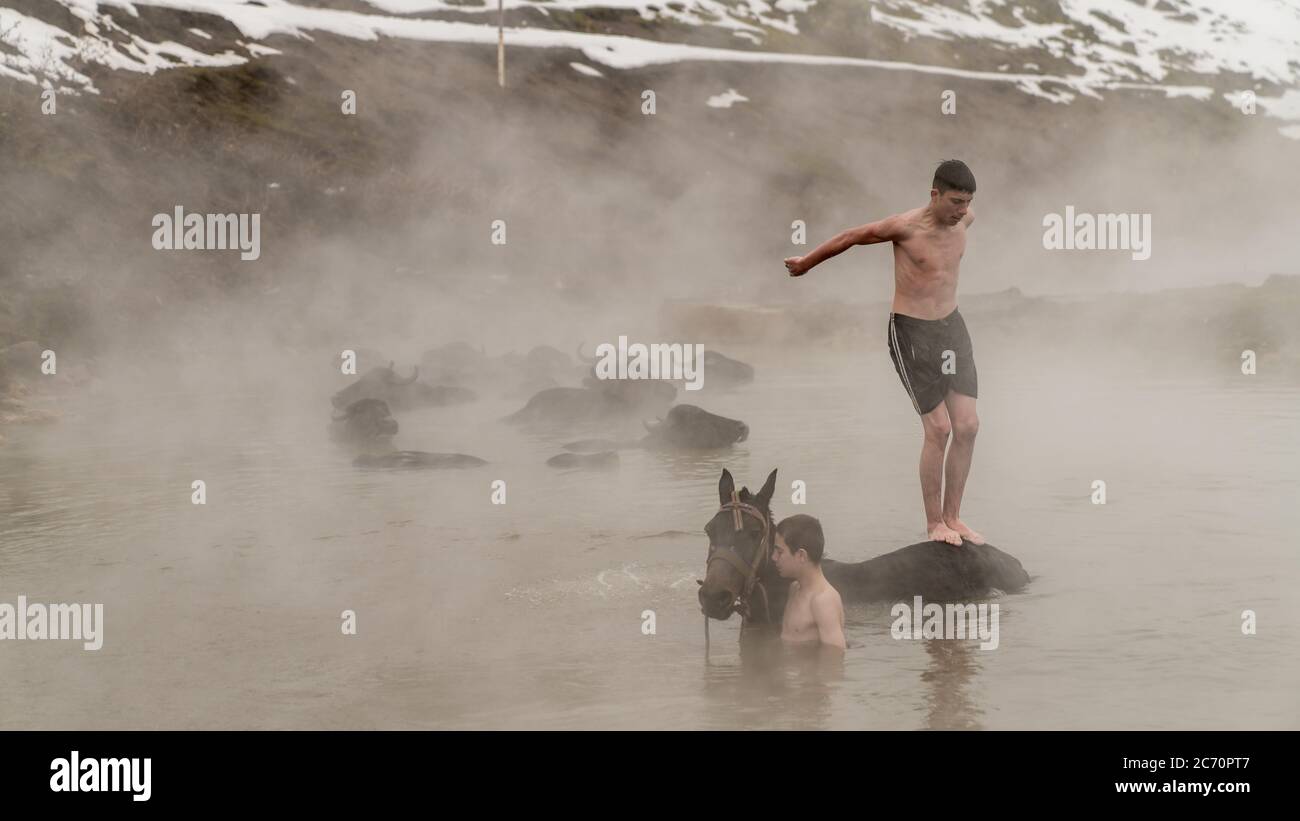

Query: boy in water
left=773, top=515, right=846, bottom=650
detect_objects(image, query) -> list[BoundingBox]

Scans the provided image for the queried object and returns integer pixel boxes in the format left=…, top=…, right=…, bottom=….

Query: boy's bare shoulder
left=812, top=583, right=843, bottom=606
left=810, top=584, right=844, bottom=628
left=811, top=584, right=842, bottom=602
left=881, top=208, right=922, bottom=238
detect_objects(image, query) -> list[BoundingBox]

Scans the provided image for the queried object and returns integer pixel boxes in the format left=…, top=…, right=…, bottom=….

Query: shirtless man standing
left=784, top=160, right=983, bottom=547
left=773, top=515, right=846, bottom=649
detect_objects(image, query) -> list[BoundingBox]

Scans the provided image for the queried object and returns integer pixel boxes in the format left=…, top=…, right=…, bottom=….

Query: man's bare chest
left=783, top=596, right=817, bottom=633
left=898, top=231, right=965, bottom=270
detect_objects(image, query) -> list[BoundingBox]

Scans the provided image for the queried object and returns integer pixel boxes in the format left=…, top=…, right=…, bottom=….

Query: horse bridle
left=705, top=490, right=773, bottom=625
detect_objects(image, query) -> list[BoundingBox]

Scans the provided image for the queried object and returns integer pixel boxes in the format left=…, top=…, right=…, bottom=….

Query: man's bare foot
left=944, top=517, right=985, bottom=545
left=928, top=521, right=963, bottom=547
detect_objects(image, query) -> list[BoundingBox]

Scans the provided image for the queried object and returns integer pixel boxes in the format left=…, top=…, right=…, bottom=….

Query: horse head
left=697, top=467, right=779, bottom=624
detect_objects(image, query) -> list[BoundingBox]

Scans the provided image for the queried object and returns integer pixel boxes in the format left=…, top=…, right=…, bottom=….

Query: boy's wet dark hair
left=776, top=514, right=825, bottom=564
left=932, top=159, right=976, bottom=195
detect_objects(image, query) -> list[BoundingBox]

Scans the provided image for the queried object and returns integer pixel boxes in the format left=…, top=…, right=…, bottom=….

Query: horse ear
left=718, top=469, right=735, bottom=504
left=756, top=468, right=778, bottom=507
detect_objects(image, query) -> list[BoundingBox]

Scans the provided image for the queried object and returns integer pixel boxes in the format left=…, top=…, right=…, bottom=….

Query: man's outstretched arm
left=785, top=215, right=906, bottom=277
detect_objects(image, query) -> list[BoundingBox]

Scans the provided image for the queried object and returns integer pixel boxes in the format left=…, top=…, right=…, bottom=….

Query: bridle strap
left=707, top=547, right=753, bottom=580
left=710, top=491, right=772, bottom=622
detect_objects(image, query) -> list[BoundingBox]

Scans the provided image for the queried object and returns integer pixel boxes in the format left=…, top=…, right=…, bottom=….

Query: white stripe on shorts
left=890, top=314, right=923, bottom=415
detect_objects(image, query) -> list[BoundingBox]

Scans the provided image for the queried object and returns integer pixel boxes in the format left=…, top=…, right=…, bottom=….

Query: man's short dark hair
left=776, top=514, right=825, bottom=564
left=932, top=159, right=976, bottom=195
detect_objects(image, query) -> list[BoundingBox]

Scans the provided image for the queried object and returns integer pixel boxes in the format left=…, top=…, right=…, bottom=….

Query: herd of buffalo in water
left=327, top=342, right=756, bottom=470
left=326, top=341, right=1030, bottom=627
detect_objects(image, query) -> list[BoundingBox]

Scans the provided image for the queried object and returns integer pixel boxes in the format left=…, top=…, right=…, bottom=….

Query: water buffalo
left=697, top=468, right=1031, bottom=631
left=546, top=451, right=619, bottom=469
left=572, top=344, right=677, bottom=405
left=504, top=379, right=675, bottom=428
left=580, top=374, right=677, bottom=410
left=329, top=398, right=398, bottom=444
left=642, top=404, right=748, bottom=449
left=525, top=344, right=573, bottom=373
left=505, top=387, right=624, bottom=426
left=332, top=362, right=476, bottom=411
left=353, top=451, right=487, bottom=469
left=561, top=404, right=748, bottom=451
left=701, top=350, right=755, bottom=388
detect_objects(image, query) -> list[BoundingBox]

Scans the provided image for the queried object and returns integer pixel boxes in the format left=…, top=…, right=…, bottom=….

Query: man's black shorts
left=886, top=307, right=978, bottom=416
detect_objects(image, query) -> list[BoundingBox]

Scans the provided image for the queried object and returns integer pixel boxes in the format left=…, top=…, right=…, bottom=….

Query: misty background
left=1, top=0, right=1297, bottom=729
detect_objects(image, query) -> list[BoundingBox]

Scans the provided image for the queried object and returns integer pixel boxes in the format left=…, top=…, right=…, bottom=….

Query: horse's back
left=824, top=540, right=1030, bottom=602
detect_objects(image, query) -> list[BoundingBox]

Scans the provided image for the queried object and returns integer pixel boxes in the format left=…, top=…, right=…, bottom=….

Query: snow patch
left=569, top=60, right=603, bottom=77
left=706, top=87, right=747, bottom=107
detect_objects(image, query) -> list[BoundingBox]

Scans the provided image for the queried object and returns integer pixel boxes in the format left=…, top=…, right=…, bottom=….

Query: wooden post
left=497, top=0, right=505, bottom=88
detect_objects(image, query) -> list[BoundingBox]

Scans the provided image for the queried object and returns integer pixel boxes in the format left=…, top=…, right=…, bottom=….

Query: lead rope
left=721, top=490, right=744, bottom=653
left=705, top=490, right=742, bottom=659
left=755, top=581, right=770, bottom=624
left=704, top=492, right=771, bottom=657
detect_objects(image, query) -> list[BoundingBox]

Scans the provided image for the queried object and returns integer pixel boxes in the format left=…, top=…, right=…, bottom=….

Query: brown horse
left=697, top=468, right=1032, bottom=634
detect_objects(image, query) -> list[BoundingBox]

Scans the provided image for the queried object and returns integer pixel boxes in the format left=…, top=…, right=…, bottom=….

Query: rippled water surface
left=2, top=346, right=1297, bottom=729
